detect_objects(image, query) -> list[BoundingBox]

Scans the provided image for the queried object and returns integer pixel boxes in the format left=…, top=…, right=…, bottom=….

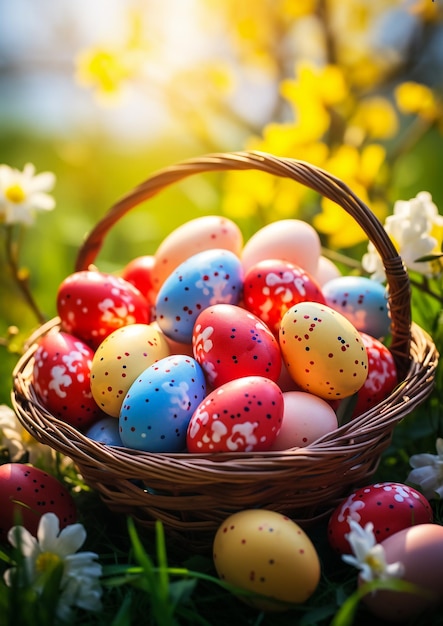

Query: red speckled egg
left=57, top=270, right=150, bottom=349
left=33, top=331, right=102, bottom=430
left=187, top=376, right=284, bottom=452
left=0, top=463, right=77, bottom=542
left=327, top=482, right=433, bottom=555
left=192, top=304, right=281, bottom=388
left=243, top=259, right=325, bottom=336
left=351, top=332, right=398, bottom=418
left=120, top=255, right=156, bottom=304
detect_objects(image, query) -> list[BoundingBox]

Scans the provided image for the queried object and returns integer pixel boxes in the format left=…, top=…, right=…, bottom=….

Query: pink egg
left=270, top=391, right=338, bottom=450
left=362, top=524, right=443, bottom=622
left=241, top=219, right=321, bottom=277
left=151, top=216, right=243, bottom=295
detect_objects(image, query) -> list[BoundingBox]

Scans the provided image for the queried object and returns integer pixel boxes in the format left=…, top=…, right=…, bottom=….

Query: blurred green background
left=2, top=0, right=443, bottom=406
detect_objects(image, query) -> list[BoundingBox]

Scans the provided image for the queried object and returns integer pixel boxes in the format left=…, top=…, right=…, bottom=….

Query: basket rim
left=11, top=315, right=438, bottom=475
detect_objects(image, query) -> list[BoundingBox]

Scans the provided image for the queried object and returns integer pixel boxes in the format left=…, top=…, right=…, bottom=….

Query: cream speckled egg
left=213, top=509, right=320, bottom=611
left=151, top=215, right=243, bottom=295
left=279, top=302, right=368, bottom=400
left=241, top=219, right=321, bottom=277
left=90, top=323, right=170, bottom=417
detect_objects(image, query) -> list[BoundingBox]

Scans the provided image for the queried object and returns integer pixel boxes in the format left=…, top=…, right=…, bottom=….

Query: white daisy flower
left=0, top=163, right=55, bottom=226
left=4, top=512, right=102, bottom=621
left=342, top=519, right=404, bottom=582
left=0, top=404, right=53, bottom=465
left=362, top=191, right=443, bottom=280
left=407, top=438, right=443, bottom=500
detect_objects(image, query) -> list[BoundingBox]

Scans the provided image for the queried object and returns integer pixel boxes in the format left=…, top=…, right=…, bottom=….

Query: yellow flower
left=75, top=46, right=141, bottom=104
left=281, top=62, right=349, bottom=109
left=313, top=144, right=387, bottom=248
left=281, top=0, right=317, bottom=19
left=350, top=97, right=399, bottom=140
left=395, top=82, right=439, bottom=121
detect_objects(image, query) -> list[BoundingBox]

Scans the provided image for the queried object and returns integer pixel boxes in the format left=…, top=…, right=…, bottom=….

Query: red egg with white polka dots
left=0, top=463, right=77, bottom=542
left=187, top=375, right=284, bottom=453
left=243, top=259, right=326, bottom=336
left=33, top=331, right=102, bottom=430
left=57, top=270, right=151, bottom=349
left=351, top=332, right=398, bottom=418
left=192, top=304, right=282, bottom=388
left=327, top=482, right=433, bottom=555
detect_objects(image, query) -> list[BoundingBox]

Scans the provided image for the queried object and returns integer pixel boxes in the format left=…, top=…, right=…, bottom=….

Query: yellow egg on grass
left=213, top=509, right=321, bottom=611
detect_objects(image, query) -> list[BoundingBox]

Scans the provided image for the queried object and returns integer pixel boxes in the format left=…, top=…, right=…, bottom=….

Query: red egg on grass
left=0, top=464, right=77, bottom=542
left=328, top=482, right=433, bottom=555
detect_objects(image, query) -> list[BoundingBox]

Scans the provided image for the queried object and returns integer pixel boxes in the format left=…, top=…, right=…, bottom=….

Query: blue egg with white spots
left=119, top=354, right=207, bottom=452
left=322, top=275, right=391, bottom=339
left=85, top=417, right=123, bottom=446
left=155, top=248, right=244, bottom=343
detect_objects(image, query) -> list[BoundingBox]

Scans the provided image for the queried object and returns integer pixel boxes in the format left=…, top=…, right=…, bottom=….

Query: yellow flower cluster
left=73, top=1, right=443, bottom=250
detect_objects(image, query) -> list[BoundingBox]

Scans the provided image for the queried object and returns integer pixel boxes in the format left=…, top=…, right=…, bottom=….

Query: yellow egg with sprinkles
left=213, top=509, right=320, bottom=611
left=279, top=301, right=368, bottom=400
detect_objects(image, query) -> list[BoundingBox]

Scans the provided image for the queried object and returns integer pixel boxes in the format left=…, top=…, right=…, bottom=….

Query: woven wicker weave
left=11, top=151, right=439, bottom=549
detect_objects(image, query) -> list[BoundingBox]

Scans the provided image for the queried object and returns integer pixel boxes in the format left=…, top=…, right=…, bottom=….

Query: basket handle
left=74, top=150, right=411, bottom=377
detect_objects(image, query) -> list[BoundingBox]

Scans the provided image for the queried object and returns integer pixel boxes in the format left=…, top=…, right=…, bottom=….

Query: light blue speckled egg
left=85, top=417, right=123, bottom=446
left=155, top=248, right=243, bottom=343
left=119, top=354, right=207, bottom=452
left=322, top=275, right=391, bottom=339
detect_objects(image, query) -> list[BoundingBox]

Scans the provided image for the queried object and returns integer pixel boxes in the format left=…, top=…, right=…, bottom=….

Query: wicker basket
left=11, top=151, right=439, bottom=549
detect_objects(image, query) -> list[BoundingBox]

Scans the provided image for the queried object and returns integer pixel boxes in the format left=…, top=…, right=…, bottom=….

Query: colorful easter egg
left=279, top=302, right=368, bottom=400
left=192, top=304, right=281, bottom=388
left=33, top=331, right=102, bottom=430
left=327, top=481, right=433, bottom=555
left=187, top=376, right=283, bottom=453
left=213, top=509, right=320, bottom=611
left=0, top=464, right=77, bottom=542
left=362, top=524, right=443, bottom=622
left=151, top=215, right=243, bottom=294
left=351, top=332, right=398, bottom=418
left=241, top=219, right=322, bottom=277
left=155, top=248, right=243, bottom=344
left=270, top=391, right=338, bottom=449
left=119, top=354, right=206, bottom=452
left=243, top=259, right=325, bottom=336
left=90, top=323, right=170, bottom=417
left=322, top=275, right=391, bottom=339
left=57, top=270, right=150, bottom=349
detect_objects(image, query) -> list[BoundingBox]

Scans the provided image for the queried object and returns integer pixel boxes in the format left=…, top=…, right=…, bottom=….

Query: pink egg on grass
left=270, top=391, right=338, bottom=450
